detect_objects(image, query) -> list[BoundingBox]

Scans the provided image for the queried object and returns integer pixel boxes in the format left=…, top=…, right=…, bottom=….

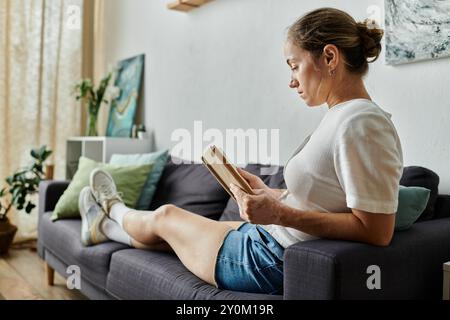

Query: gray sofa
left=38, top=158, right=450, bottom=299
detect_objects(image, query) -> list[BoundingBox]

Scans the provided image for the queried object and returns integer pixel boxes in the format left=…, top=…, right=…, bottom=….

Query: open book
left=201, top=145, right=254, bottom=201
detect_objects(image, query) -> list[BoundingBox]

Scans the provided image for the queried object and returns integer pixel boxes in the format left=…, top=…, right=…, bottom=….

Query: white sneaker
left=79, top=187, right=109, bottom=246
left=89, top=168, right=124, bottom=215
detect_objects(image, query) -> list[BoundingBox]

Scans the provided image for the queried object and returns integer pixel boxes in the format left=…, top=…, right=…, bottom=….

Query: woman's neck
left=326, top=77, right=371, bottom=109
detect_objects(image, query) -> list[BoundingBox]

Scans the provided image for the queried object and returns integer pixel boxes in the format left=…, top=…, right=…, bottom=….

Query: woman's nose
left=289, top=79, right=299, bottom=88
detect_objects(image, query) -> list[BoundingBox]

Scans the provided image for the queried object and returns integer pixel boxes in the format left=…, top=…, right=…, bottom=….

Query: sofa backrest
left=150, top=157, right=448, bottom=223
left=433, top=195, right=450, bottom=219
left=148, top=157, right=230, bottom=220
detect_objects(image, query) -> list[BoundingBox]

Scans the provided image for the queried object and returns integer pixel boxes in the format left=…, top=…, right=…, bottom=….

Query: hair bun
left=357, top=19, right=384, bottom=62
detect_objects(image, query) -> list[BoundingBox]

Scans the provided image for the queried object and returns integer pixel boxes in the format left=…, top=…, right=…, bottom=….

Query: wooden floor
left=0, top=242, right=86, bottom=300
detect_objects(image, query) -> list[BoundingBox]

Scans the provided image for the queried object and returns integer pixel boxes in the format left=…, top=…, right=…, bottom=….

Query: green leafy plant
left=0, top=145, right=52, bottom=221
left=75, top=72, right=119, bottom=136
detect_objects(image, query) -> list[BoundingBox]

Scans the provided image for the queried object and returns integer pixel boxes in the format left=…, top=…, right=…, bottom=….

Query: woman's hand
left=236, top=167, right=282, bottom=199
left=236, top=167, right=267, bottom=189
left=229, top=183, right=284, bottom=225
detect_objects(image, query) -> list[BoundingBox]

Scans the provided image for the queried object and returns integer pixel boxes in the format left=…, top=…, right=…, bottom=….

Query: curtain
left=79, top=0, right=108, bottom=136
left=0, top=0, right=84, bottom=242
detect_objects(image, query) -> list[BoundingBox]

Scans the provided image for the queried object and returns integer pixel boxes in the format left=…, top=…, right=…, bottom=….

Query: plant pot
left=87, top=112, right=99, bottom=136
left=0, top=218, right=17, bottom=255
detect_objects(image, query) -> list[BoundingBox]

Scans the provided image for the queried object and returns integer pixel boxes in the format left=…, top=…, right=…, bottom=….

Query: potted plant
left=0, top=146, right=52, bottom=254
left=75, top=72, right=120, bottom=136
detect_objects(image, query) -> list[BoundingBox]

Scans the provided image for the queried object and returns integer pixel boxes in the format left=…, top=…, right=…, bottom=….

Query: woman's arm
left=229, top=184, right=395, bottom=247
left=278, top=206, right=395, bottom=247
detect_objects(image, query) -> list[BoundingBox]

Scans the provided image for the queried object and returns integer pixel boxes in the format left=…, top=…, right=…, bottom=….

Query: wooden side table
left=444, top=262, right=450, bottom=300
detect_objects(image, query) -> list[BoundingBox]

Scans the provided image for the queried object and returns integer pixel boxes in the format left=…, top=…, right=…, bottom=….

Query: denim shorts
left=214, top=223, right=284, bottom=295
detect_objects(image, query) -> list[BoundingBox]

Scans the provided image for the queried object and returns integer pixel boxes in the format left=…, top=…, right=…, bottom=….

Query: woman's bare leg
left=123, top=205, right=240, bottom=286
left=222, top=221, right=246, bottom=230
left=130, top=220, right=245, bottom=252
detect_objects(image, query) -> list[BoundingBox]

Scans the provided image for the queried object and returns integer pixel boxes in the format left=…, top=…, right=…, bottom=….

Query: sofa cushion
left=39, top=212, right=128, bottom=287
left=149, top=157, right=230, bottom=220
left=395, top=186, right=431, bottom=230
left=109, top=149, right=170, bottom=210
left=106, top=249, right=282, bottom=300
left=52, top=157, right=153, bottom=220
left=400, top=166, right=439, bottom=221
left=266, top=166, right=286, bottom=189
left=219, top=200, right=242, bottom=221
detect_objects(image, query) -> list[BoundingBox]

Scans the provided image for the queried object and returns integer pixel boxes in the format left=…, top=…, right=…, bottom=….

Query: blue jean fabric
left=214, top=223, right=284, bottom=295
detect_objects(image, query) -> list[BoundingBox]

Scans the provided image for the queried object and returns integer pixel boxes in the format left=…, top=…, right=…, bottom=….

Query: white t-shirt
left=262, top=99, right=404, bottom=248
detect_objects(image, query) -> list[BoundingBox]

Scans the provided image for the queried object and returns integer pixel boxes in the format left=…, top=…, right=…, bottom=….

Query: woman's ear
left=323, top=44, right=339, bottom=69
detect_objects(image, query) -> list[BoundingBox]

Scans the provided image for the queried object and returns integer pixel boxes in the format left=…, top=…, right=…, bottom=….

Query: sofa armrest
left=37, top=180, right=70, bottom=259
left=283, top=218, right=450, bottom=300
left=38, top=180, right=70, bottom=218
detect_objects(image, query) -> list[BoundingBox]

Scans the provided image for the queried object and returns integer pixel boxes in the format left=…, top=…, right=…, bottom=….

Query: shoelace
left=98, top=183, right=115, bottom=197
left=95, top=183, right=123, bottom=203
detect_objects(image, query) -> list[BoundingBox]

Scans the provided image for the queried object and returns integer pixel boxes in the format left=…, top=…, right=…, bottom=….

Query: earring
left=329, top=69, right=336, bottom=77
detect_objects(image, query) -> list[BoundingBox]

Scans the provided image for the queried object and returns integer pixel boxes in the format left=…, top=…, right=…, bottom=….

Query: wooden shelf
left=167, top=0, right=213, bottom=12
left=183, top=0, right=211, bottom=5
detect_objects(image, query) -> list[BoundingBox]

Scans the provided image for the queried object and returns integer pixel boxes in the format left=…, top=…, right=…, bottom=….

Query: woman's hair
left=287, top=8, right=384, bottom=76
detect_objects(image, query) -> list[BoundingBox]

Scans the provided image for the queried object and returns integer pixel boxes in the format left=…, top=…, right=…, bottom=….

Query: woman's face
left=284, top=41, right=330, bottom=107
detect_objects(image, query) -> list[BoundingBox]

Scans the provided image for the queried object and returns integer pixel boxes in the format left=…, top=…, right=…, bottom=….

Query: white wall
left=102, top=0, right=450, bottom=193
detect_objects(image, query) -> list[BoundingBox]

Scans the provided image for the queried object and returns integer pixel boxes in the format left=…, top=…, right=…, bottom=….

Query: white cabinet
left=66, top=137, right=153, bottom=179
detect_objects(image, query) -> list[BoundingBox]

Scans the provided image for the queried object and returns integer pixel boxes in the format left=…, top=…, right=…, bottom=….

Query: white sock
left=109, top=202, right=132, bottom=229
left=101, top=218, right=132, bottom=246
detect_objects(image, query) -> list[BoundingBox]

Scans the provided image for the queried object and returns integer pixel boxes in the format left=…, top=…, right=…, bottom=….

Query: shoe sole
left=79, top=186, right=107, bottom=246
left=79, top=187, right=92, bottom=246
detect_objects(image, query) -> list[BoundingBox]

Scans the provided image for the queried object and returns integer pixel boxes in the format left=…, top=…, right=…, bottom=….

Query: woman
left=79, top=7, right=403, bottom=295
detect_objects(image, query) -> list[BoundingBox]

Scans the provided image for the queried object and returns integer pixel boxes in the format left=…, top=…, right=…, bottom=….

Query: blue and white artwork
left=385, top=0, right=450, bottom=65
left=106, top=54, right=144, bottom=137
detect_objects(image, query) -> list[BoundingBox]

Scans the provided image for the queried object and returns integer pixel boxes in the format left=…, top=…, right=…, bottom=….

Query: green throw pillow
left=395, top=185, right=431, bottom=231
left=109, top=149, right=169, bottom=209
left=51, top=157, right=154, bottom=221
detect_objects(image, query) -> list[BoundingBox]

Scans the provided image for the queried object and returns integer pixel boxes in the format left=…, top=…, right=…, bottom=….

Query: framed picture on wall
left=385, top=0, right=450, bottom=65
left=106, top=54, right=145, bottom=137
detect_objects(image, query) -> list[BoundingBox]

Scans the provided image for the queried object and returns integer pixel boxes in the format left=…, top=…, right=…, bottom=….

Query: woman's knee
left=139, top=204, right=179, bottom=237
left=126, top=205, right=180, bottom=238
left=152, top=204, right=180, bottom=224
left=155, top=204, right=177, bottom=216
